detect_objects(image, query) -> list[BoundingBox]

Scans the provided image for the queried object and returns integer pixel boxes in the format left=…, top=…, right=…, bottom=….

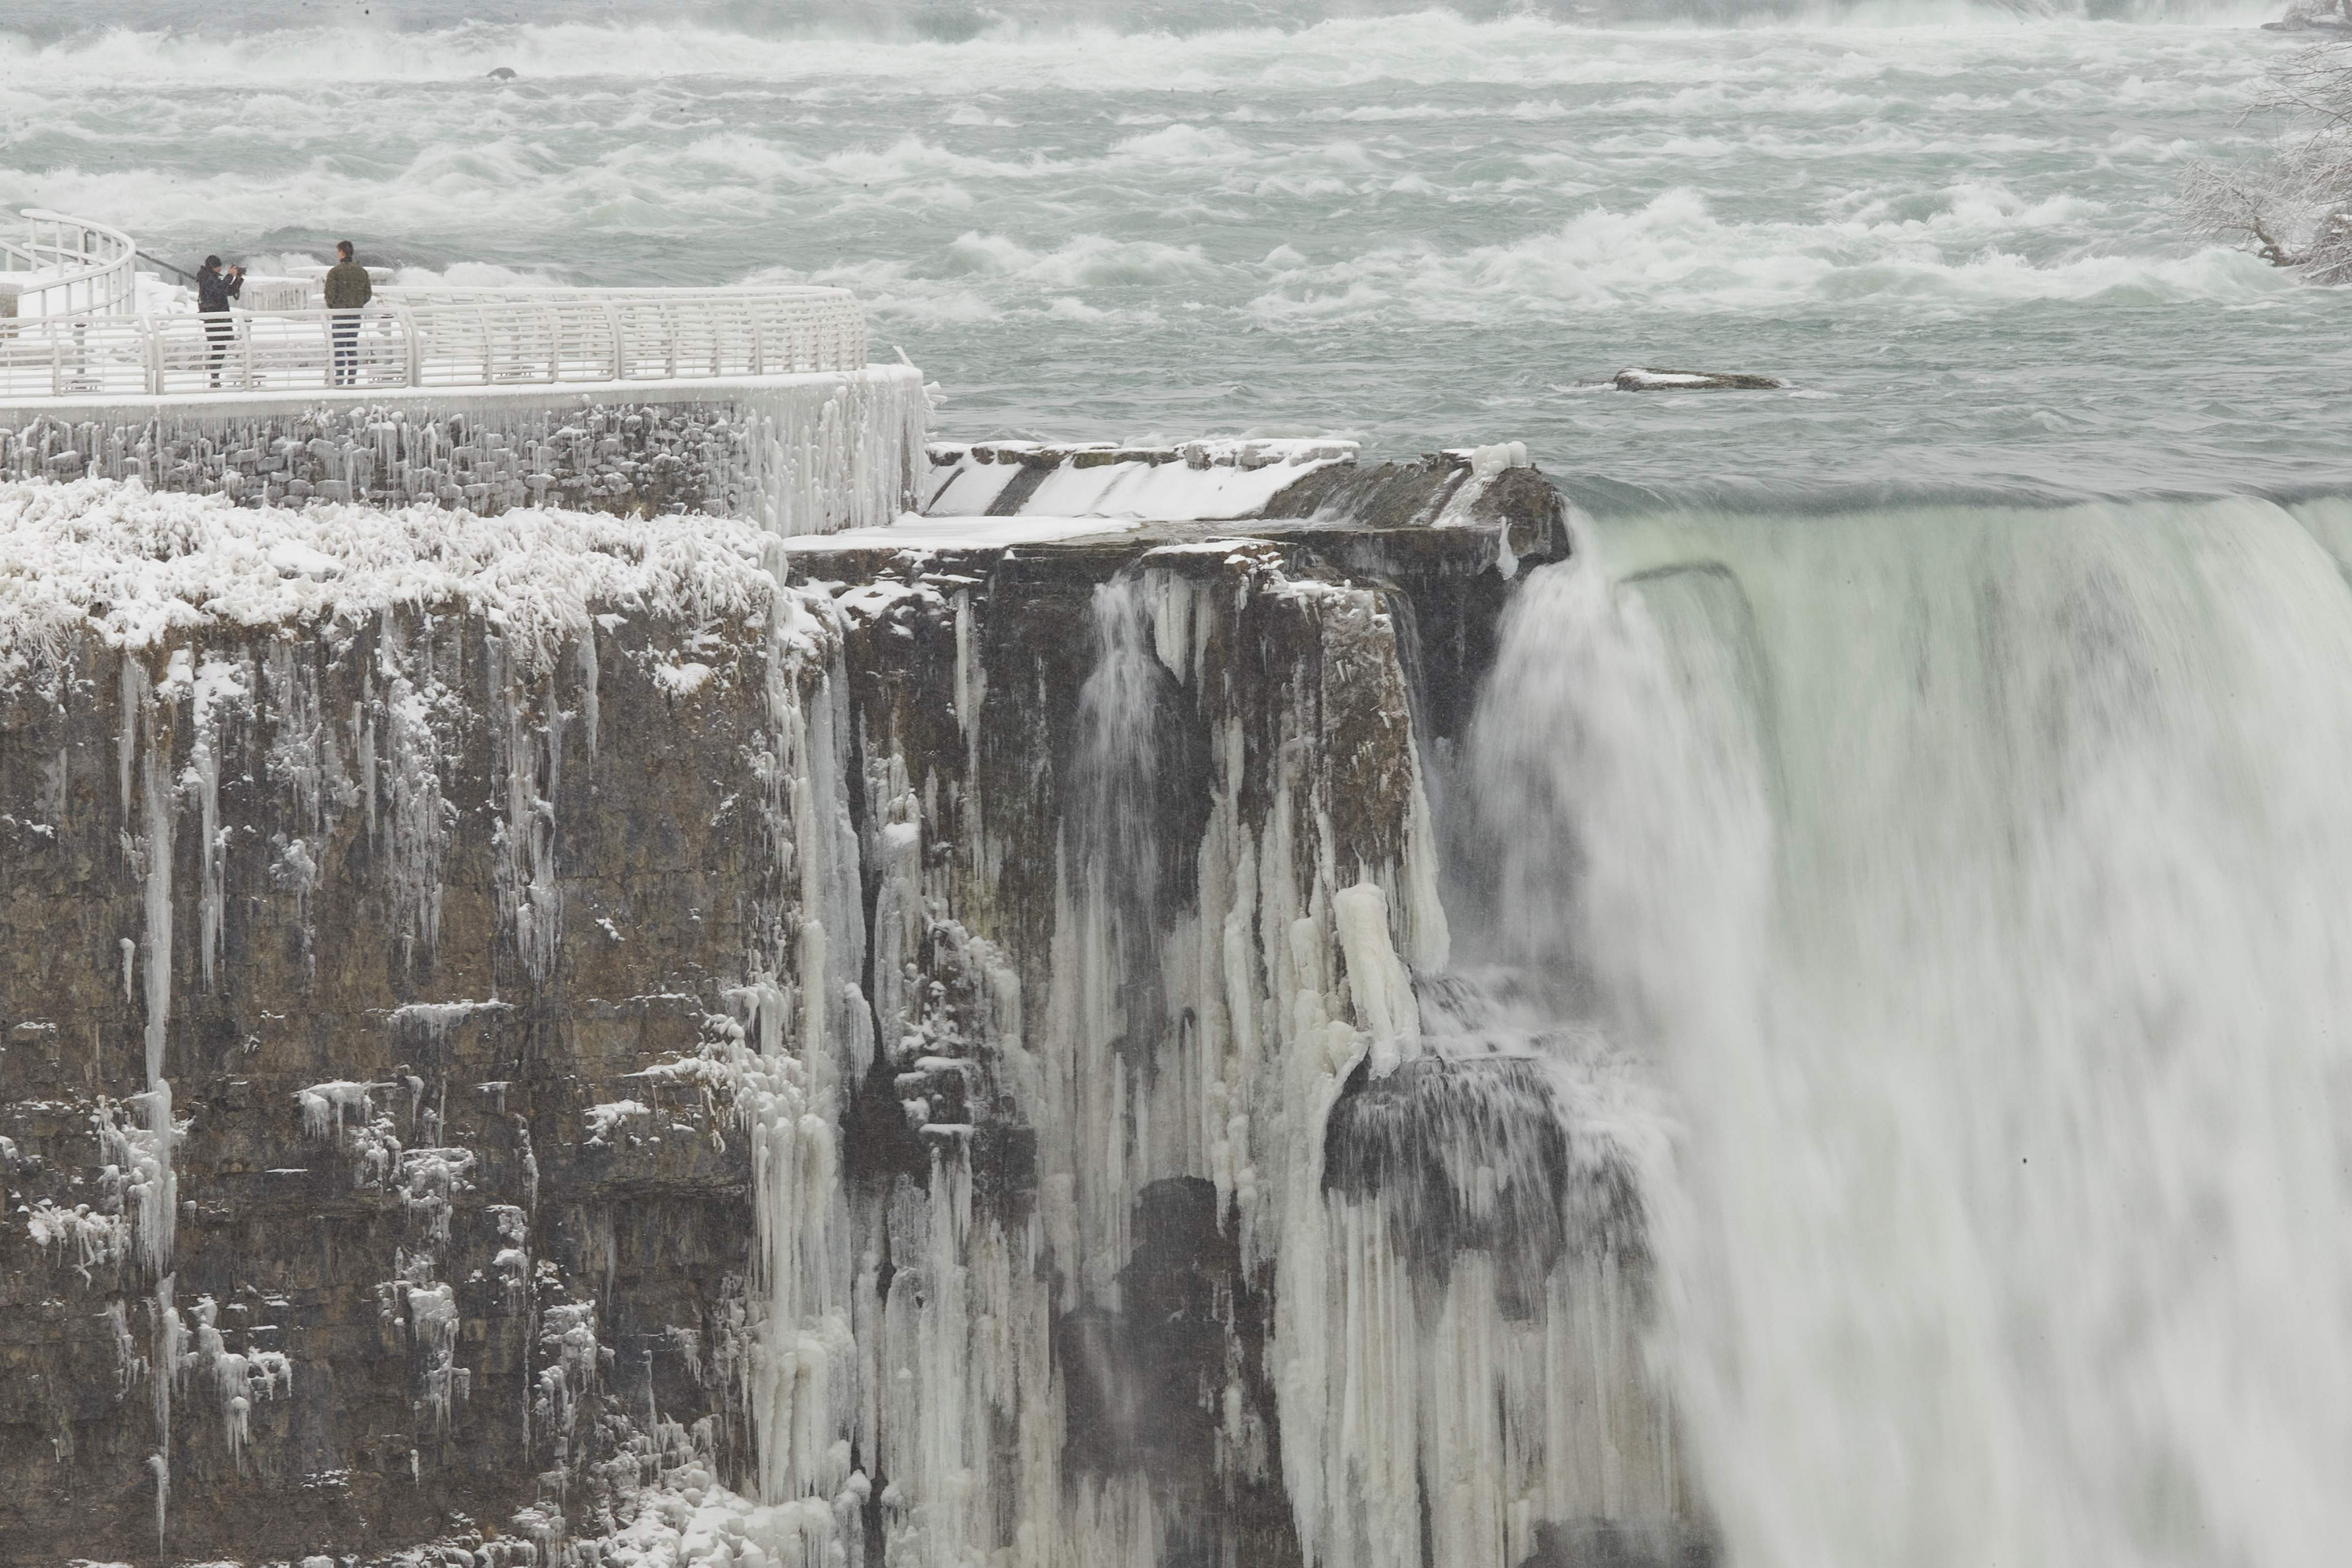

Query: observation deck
left=0, top=209, right=869, bottom=404
left=0, top=210, right=920, bottom=536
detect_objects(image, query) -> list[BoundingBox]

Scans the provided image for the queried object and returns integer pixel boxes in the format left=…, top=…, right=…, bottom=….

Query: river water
left=2, top=0, right=2337, bottom=506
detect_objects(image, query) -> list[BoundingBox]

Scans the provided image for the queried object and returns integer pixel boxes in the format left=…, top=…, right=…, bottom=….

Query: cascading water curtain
left=1470, top=500, right=2352, bottom=1568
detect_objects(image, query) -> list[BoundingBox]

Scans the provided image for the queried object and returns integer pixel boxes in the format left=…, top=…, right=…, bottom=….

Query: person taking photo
left=196, top=255, right=242, bottom=387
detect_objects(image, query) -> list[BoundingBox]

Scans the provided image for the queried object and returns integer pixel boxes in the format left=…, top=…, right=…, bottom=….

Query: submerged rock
left=1613, top=367, right=1788, bottom=391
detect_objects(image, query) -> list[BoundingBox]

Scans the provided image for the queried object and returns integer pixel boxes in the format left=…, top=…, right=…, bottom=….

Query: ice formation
left=0, top=367, right=927, bottom=535
left=0, top=448, right=1656, bottom=1566
left=656, top=538, right=1651, bottom=1568
left=1, top=474, right=850, bottom=1559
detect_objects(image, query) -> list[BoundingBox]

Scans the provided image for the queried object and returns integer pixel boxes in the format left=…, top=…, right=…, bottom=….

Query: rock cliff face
left=0, top=456, right=1701, bottom=1568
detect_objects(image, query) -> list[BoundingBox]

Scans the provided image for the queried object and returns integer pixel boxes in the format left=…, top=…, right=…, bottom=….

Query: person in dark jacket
left=324, top=241, right=372, bottom=386
left=196, top=255, right=242, bottom=387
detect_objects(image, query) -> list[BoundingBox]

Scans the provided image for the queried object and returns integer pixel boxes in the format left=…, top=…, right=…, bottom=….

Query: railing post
left=144, top=317, right=161, bottom=396
left=404, top=307, right=421, bottom=387
left=604, top=301, right=623, bottom=382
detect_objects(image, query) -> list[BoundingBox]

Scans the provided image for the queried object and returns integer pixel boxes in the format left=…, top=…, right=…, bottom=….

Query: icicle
left=191, top=655, right=245, bottom=993
left=577, top=631, right=601, bottom=762
left=953, top=587, right=982, bottom=750
left=356, top=677, right=379, bottom=840
left=136, top=694, right=179, bottom=1277
left=117, top=655, right=146, bottom=841
left=491, top=637, right=562, bottom=982
left=145, top=1450, right=167, bottom=1556
left=1334, top=881, right=1418, bottom=1077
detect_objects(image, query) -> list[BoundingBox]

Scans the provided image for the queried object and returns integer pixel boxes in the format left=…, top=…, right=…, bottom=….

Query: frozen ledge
left=921, top=437, right=1357, bottom=521
left=781, top=514, right=1147, bottom=552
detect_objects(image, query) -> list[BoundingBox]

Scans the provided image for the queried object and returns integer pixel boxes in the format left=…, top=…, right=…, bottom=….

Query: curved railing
left=0, top=287, right=868, bottom=400
left=0, top=209, right=138, bottom=321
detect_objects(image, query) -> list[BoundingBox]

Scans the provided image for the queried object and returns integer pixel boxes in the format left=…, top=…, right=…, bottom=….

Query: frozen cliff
left=0, top=449, right=1702, bottom=1568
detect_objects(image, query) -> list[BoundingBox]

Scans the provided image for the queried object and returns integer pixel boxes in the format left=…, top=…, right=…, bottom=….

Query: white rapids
left=2, top=0, right=2341, bottom=499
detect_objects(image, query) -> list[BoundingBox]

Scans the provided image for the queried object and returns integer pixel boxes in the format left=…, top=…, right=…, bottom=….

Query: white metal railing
left=0, top=288, right=869, bottom=400
left=0, top=209, right=137, bottom=321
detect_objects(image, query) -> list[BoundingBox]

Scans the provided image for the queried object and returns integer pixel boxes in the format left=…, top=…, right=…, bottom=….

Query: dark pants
left=332, top=311, right=359, bottom=385
left=204, top=314, right=232, bottom=387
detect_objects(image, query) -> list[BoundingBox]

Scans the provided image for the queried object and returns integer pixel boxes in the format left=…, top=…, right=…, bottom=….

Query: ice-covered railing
left=0, top=286, right=868, bottom=400
left=0, top=209, right=137, bottom=321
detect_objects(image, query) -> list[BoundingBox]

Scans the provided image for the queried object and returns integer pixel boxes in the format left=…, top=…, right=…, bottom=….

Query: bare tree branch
left=2177, top=41, right=2352, bottom=277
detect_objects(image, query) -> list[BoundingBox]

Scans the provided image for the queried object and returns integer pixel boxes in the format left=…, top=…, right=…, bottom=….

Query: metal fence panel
left=0, top=288, right=868, bottom=401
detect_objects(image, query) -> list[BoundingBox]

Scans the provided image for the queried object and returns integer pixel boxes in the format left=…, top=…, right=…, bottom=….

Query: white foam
left=1249, top=184, right=2292, bottom=322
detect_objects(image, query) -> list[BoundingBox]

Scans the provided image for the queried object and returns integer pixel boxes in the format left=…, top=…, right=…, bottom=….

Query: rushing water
left=2, top=0, right=2342, bottom=504
left=1467, top=503, right=2352, bottom=1566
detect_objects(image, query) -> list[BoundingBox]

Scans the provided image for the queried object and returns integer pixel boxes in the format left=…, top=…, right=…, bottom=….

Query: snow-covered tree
left=2182, top=40, right=2352, bottom=282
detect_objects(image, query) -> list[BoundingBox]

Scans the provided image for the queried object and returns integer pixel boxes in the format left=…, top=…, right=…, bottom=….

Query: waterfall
left=1465, top=498, right=2352, bottom=1568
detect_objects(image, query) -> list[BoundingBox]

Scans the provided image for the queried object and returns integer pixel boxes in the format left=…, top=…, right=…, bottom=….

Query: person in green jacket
left=324, top=240, right=372, bottom=386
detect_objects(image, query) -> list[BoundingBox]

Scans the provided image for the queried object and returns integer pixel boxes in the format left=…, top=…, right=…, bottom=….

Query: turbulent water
left=1467, top=504, right=2352, bottom=1566
left=4, top=0, right=2344, bottom=503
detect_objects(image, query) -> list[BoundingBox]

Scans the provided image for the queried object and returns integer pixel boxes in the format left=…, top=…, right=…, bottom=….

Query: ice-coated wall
left=0, top=365, right=926, bottom=535
left=0, top=464, right=1696, bottom=1568
left=805, top=523, right=1697, bottom=1568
